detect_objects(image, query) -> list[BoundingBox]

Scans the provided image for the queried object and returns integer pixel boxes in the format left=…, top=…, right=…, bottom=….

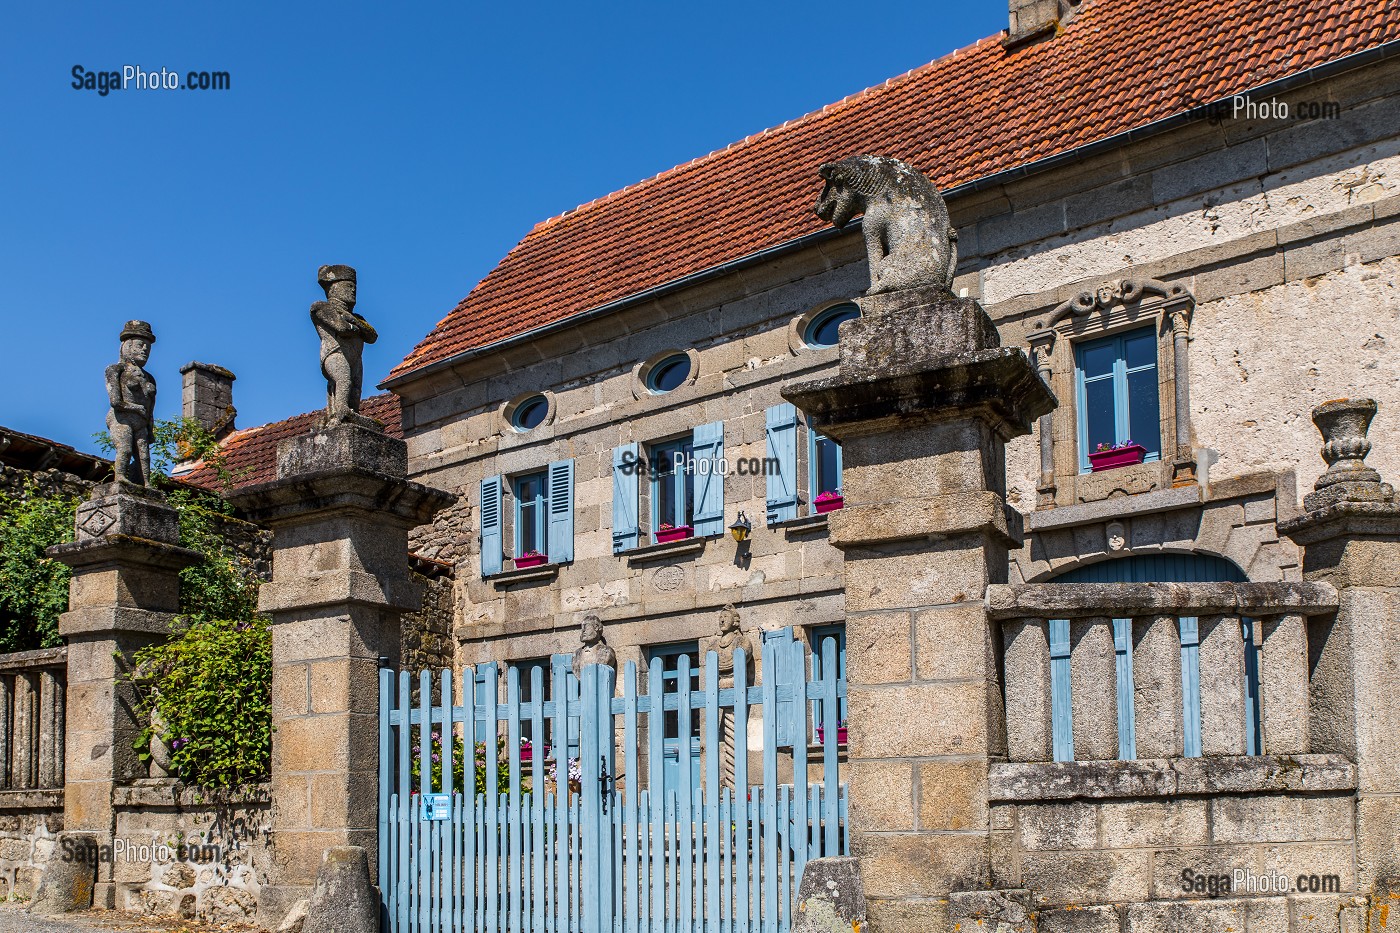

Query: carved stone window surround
left=1028, top=278, right=1196, bottom=510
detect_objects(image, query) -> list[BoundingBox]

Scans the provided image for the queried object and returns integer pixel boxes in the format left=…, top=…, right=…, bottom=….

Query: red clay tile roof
left=178, top=394, right=402, bottom=492
left=388, top=0, right=1400, bottom=382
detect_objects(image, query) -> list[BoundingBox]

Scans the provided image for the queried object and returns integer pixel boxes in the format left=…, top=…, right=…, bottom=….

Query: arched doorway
left=1049, top=552, right=1247, bottom=583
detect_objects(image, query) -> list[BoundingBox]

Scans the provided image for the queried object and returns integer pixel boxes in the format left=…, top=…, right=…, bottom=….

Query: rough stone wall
left=0, top=462, right=93, bottom=503
left=110, top=784, right=271, bottom=924
left=402, top=570, right=454, bottom=675
left=0, top=802, right=61, bottom=901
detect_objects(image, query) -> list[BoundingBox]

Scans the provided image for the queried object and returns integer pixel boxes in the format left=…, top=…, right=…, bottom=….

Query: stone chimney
left=1005, top=0, right=1080, bottom=47
left=179, top=362, right=237, bottom=440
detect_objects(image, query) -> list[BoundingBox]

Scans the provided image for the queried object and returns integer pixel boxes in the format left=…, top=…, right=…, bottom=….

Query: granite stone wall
left=0, top=798, right=62, bottom=902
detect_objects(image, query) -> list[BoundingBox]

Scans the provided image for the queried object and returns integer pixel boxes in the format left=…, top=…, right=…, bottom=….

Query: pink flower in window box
left=513, top=550, right=548, bottom=568
left=816, top=723, right=849, bottom=744
left=814, top=491, right=845, bottom=514
left=1088, top=441, right=1147, bottom=472
left=654, top=523, right=694, bottom=544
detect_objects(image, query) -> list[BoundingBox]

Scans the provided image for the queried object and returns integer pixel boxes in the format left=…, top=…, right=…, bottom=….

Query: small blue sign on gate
left=419, top=794, right=451, bottom=821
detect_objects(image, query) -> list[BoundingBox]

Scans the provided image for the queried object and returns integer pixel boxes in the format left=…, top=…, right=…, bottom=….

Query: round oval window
left=512, top=395, right=549, bottom=431
left=804, top=303, right=860, bottom=349
left=646, top=354, right=691, bottom=393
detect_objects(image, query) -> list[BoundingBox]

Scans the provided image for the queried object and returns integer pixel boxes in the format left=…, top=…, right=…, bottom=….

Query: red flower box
left=814, top=495, right=845, bottom=514
left=513, top=553, right=548, bottom=568
left=816, top=726, right=849, bottom=745
left=1088, top=444, right=1147, bottom=472
left=654, top=525, right=694, bottom=544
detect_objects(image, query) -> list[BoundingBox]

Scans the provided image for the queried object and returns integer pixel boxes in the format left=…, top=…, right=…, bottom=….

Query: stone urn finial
left=1303, top=398, right=1394, bottom=511
left=1314, top=399, right=1381, bottom=488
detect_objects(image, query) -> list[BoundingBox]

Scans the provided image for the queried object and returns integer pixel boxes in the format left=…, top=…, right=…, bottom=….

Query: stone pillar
left=49, top=483, right=200, bottom=908
left=229, top=421, right=450, bottom=926
left=1167, top=301, right=1195, bottom=485
left=1027, top=328, right=1056, bottom=509
left=784, top=287, right=1053, bottom=931
left=1279, top=398, right=1400, bottom=897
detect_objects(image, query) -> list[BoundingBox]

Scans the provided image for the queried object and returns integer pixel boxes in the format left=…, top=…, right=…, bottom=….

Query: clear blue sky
left=1, top=1, right=1005, bottom=453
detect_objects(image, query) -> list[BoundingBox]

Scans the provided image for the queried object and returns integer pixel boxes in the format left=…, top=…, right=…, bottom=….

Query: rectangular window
left=808, top=418, right=843, bottom=512
left=650, top=437, right=694, bottom=531
left=513, top=471, right=547, bottom=558
left=1074, top=327, right=1161, bottom=473
left=810, top=624, right=847, bottom=736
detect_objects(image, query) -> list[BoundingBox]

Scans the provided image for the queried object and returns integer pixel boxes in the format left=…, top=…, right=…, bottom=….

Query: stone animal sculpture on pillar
left=105, top=320, right=158, bottom=487
left=709, top=603, right=754, bottom=789
left=813, top=155, right=958, bottom=296
left=311, top=264, right=379, bottom=423
left=571, top=613, right=617, bottom=679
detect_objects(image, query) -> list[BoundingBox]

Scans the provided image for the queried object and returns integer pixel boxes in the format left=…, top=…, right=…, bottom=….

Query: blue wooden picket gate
left=378, top=638, right=848, bottom=933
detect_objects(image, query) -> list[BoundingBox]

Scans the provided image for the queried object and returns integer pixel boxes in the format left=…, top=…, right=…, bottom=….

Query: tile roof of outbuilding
left=387, top=0, right=1400, bottom=382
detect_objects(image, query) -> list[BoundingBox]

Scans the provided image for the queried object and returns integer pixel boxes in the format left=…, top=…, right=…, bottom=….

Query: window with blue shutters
left=650, top=437, right=694, bottom=531
left=808, top=418, right=842, bottom=509
left=546, top=459, right=575, bottom=563
left=513, top=472, right=547, bottom=558
left=690, top=421, right=725, bottom=537
left=1074, top=327, right=1161, bottom=472
left=612, top=444, right=640, bottom=553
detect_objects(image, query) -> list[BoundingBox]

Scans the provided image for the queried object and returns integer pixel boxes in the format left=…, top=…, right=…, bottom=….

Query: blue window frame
left=804, top=302, right=860, bottom=349
left=512, top=395, right=548, bottom=431
left=810, top=624, right=847, bottom=736
left=808, top=419, right=843, bottom=507
left=515, top=656, right=552, bottom=747
left=650, top=437, right=694, bottom=531
left=513, top=471, right=547, bottom=557
left=1074, top=327, right=1161, bottom=472
left=646, top=354, right=691, bottom=393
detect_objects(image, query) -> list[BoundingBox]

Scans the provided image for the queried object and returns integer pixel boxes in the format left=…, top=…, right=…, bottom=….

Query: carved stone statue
left=571, top=613, right=616, bottom=679
left=708, top=603, right=754, bottom=789
left=105, top=320, right=158, bottom=487
left=311, top=264, right=379, bottom=423
left=813, top=155, right=958, bottom=296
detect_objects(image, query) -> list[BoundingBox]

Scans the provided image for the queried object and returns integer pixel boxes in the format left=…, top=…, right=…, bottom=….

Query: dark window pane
left=815, top=436, right=841, bottom=495
left=807, top=304, right=860, bottom=348
left=649, top=355, right=691, bottom=392
left=1084, top=378, right=1117, bottom=454
left=519, top=502, right=539, bottom=554
left=1127, top=369, right=1161, bottom=456
left=1124, top=331, right=1157, bottom=371
left=514, top=397, right=547, bottom=430
left=1079, top=341, right=1117, bottom=378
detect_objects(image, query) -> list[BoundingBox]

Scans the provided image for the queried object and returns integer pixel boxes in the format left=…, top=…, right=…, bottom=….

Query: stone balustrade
left=0, top=647, right=66, bottom=791
left=987, top=582, right=1337, bottom=763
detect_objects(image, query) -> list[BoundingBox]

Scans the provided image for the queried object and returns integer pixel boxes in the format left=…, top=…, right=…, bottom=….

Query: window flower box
left=1088, top=443, right=1147, bottom=472
left=816, top=726, right=848, bottom=745
left=814, top=492, right=845, bottom=514
left=654, top=524, right=694, bottom=544
left=513, top=551, right=548, bottom=569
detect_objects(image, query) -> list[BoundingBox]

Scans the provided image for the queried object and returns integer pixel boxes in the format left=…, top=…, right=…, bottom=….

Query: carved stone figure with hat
left=105, top=320, right=158, bottom=487
left=311, top=264, right=379, bottom=424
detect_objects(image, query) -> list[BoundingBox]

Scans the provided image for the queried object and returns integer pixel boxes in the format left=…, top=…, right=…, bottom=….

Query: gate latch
left=599, top=755, right=612, bottom=814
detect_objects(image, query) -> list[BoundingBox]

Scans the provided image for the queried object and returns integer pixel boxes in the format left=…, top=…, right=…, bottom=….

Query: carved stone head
left=317, top=264, right=357, bottom=307
left=719, top=603, right=741, bottom=634
left=579, top=613, right=603, bottom=646
left=1106, top=521, right=1127, bottom=552
left=119, top=320, right=155, bottom=366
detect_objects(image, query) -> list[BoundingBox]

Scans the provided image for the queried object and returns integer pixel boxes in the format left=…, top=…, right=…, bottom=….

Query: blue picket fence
left=379, top=638, right=848, bottom=933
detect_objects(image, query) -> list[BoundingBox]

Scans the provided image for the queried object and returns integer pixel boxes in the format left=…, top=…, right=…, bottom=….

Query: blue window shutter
left=1112, top=618, right=1136, bottom=760
left=691, top=420, right=724, bottom=537
left=1049, top=618, right=1074, bottom=762
left=552, top=653, right=580, bottom=759
left=765, top=404, right=799, bottom=524
left=547, top=459, right=575, bottom=564
left=480, top=475, right=503, bottom=576
left=762, top=627, right=799, bottom=747
left=1179, top=616, right=1202, bottom=757
left=612, top=444, right=640, bottom=553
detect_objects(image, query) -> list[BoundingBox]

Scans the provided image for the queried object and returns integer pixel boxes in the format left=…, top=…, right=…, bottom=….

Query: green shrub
left=129, top=616, right=273, bottom=787
left=0, top=481, right=77, bottom=652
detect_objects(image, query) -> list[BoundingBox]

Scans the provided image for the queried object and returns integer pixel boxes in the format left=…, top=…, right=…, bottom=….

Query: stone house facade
left=158, top=0, right=1400, bottom=929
